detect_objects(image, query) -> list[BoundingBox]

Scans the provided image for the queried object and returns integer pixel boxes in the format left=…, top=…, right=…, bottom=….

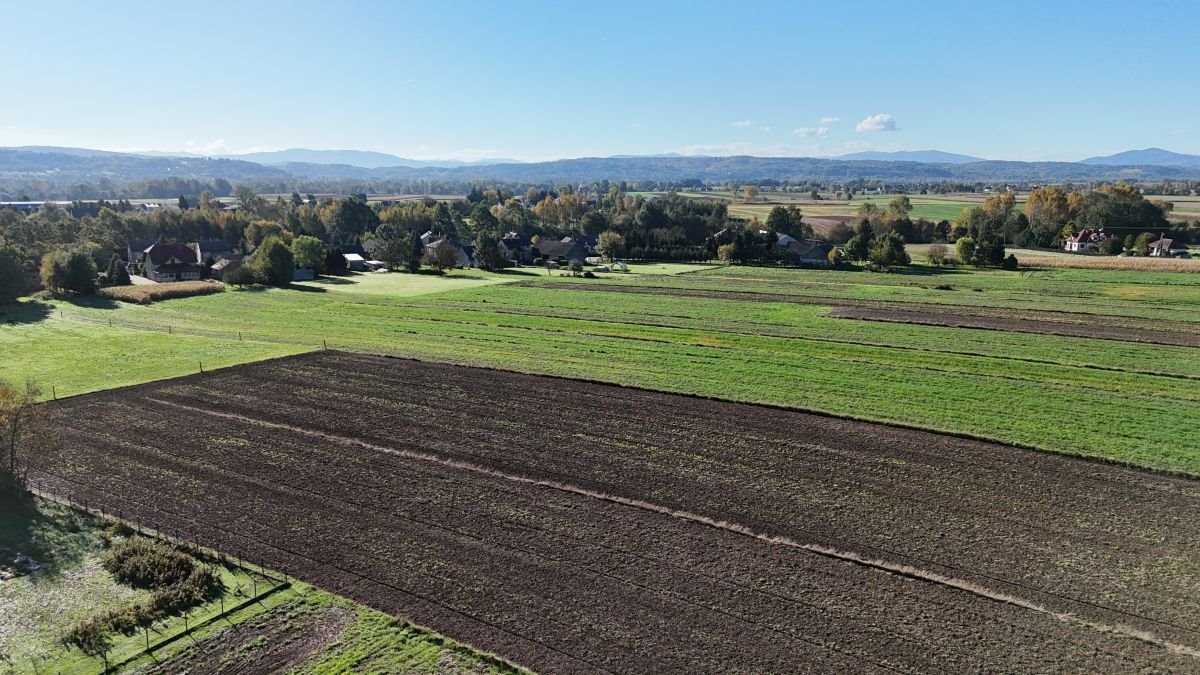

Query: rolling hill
left=1080, top=148, right=1200, bottom=167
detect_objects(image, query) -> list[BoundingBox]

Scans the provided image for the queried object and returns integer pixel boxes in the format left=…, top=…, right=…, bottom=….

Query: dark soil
left=34, top=352, right=1200, bottom=673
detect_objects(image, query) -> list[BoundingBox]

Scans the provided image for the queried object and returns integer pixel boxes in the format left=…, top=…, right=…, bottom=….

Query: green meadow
left=3, top=263, right=1198, bottom=473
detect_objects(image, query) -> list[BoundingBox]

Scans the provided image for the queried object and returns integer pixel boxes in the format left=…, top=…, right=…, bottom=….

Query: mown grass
left=14, top=264, right=1199, bottom=473
left=0, top=300, right=305, bottom=398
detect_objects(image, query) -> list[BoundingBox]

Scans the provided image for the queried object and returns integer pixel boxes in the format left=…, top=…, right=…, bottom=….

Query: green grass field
left=5, top=263, right=1198, bottom=473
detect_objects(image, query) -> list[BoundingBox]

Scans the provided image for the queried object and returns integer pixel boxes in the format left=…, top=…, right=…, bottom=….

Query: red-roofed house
left=1063, top=228, right=1110, bottom=253
left=143, top=243, right=202, bottom=282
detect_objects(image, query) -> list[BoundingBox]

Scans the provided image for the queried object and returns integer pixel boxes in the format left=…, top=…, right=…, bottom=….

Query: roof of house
left=127, top=238, right=157, bottom=255
left=144, top=243, right=199, bottom=265
left=501, top=232, right=530, bottom=248
left=343, top=253, right=366, bottom=262
left=1150, top=237, right=1188, bottom=250
left=1066, top=228, right=1108, bottom=244
left=195, top=239, right=233, bottom=254
left=533, top=238, right=585, bottom=259
left=210, top=257, right=242, bottom=271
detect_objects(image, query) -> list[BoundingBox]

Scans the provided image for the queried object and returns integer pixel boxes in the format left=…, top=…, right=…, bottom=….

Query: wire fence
left=52, top=307, right=325, bottom=350
left=22, top=477, right=292, bottom=673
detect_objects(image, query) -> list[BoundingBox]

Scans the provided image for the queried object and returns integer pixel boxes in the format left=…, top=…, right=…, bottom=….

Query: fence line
left=23, top=478, right=292, bottom=670
left=55, top=308, right=324, bottom=350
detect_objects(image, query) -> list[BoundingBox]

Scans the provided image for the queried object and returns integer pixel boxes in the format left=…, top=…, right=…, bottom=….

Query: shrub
left=251, top=236, right=295, bottom=286
left=954, top=237, right=976, bottom=268
left=926, top=242, right=948, bottom=266
left=40, top=248, right=97, bottom=295
left=0, top=246, right=23, bottom=304
left=103, top=537, right=199, bottom=588
left=66, top=537, right=222, bottom=652
left=1002, top=254, right=1019, bottom=270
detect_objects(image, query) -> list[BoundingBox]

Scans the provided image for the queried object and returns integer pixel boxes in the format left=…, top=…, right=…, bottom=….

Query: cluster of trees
left=843, top=220, right=911, bottom=269
left=1018, top=184, right=1188, bottom=251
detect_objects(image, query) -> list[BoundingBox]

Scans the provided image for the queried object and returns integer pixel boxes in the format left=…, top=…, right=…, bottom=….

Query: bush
left=955, top=237, right=976, bottom=267
left=1002, top=254, right=1019, bottom=270
left=223, top=264, right=257, bottom=286
left=0, top=246, right=23, bottom=304
left=40, top=248, right=97, bottom=295
left=66, top=537, right=223, bottom=651
left=926, top=242, right=948, bottom=266
left=251, top=236, right=295, bottom=286
left=103, top=537, right=199, bottom=588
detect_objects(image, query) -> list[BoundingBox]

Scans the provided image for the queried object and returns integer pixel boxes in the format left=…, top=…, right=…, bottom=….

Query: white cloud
left=759, top=125, right=771, bottom=132
left=820, top=116, right=840, bottom=125
left=855, top=114, right=897, bottom=132
left=729, top=120, right=755, bottom=127
left=792, top=127, right=829, bottom=138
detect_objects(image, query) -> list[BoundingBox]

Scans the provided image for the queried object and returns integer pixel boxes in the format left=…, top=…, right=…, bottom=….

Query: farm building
left=142, top=242, right=203, bottom=282
left=532, top=237, right=588, bottom=264
left=1148, top=236, right=1191, bottom=257
left=194, top=239, right=235, bottom=264
left=1064, top=228, right=1111, bottom=252
left=424, top=237, right=473, bottom=268
left=777, top=235, right=835, bottom=266
left=343, top=253, right=366, bottom=271
left=208, top=256, right=243, bottom=281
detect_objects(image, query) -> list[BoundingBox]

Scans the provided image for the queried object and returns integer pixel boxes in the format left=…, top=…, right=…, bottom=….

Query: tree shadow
left=64, top=295, right=120, bottom=310
left=0, top=300, right=53, bottom=325
left=0, top=490, right=95, bottom=579
left=287, top=284, right=328, bottom=293
left=303, top=275, right=357, bottom=286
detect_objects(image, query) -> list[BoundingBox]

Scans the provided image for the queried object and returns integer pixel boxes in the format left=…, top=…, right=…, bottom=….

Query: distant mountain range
left=1079, top=147, right=1200, bottom=167
left=4, top=145, right=1200, bottom=186
left=218, top=149, right=526, bottom=169
left=832, top=150, right=984, bottom=164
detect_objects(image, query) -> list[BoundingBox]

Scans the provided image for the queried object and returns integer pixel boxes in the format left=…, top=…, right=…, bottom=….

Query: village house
left=424, top=237, right=473, bottom=268
left=142, top=242, right=203, bottom=282
left=1148, top=235, right=1191, bottom=257
left=532, top=237, right=588, bottom=265
left=777, top=234, right=835, bottom=266
left=500, top=232, right=533, bottom=264
left=194, top=239, right=236, bottom=265
left=1063, top=228, right=1110, bottom=252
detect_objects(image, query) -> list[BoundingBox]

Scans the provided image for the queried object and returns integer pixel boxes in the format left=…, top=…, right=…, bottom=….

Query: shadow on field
left=0, top=300, right=52, bottom=325
left=0, top=490, right=93, bottom=578
left=65, top=295, right=120, bottom=310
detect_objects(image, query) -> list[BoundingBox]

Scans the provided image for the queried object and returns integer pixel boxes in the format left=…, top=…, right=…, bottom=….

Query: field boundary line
left=39, top=347, right=1200, bottom=481
left=143, top=396, right=1200, bottom=659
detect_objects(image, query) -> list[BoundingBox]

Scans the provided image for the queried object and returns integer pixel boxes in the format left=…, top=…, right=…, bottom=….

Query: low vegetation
left=98, top=280, right=223, bottom=304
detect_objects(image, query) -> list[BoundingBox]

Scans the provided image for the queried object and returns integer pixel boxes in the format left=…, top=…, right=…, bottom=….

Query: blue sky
left=1, top=0, right=1196, bottom=162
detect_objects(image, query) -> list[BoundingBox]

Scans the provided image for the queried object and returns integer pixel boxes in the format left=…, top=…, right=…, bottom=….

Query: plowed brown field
left=34, top=352, right=1200, bottom=673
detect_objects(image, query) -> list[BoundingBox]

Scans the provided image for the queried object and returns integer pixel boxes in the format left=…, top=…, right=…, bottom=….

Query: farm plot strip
left=131, top=396, right=1200, bottom=661
left=526, top=281, right=1200, bottom=342
left=35, top=352, right=1200, bottom=672
left=827, top=306, right=1200, bottom=347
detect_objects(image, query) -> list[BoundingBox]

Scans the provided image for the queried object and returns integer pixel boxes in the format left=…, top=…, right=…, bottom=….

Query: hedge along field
left=27, top=270, right=1200, bottom=474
